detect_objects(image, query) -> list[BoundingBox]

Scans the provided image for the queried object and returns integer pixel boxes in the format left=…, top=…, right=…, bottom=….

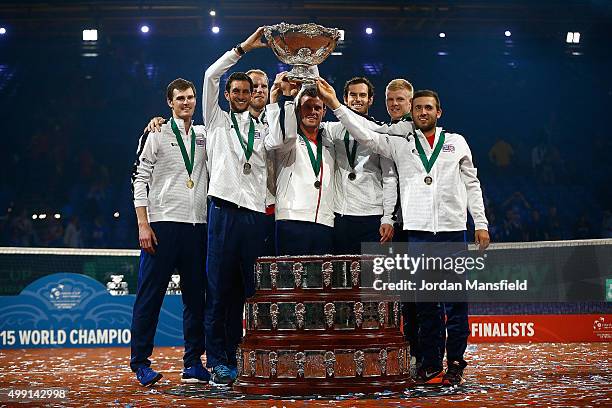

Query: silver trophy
left=264, top=22, right=341, bottom=83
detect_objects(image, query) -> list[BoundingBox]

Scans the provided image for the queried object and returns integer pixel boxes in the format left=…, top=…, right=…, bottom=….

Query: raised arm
left=203, top=27, right=267, bottom=127
left=366, top=117, right=414, bottom=136
left=380, top=156, right=398, bottom=241
left=265, top=72, right=300, bottom=151
left=203, top=50, right=238, bottom=128
left=265, top=98, right=298, bottom=151
left=316, top=78, right=395, bottom=159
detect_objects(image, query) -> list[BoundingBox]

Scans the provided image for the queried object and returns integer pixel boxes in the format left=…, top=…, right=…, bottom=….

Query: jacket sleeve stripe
left=131, top=130, right=150, bottom=200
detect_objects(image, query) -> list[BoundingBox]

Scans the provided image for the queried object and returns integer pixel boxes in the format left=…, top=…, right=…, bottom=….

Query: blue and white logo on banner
left=0, top=273, right=183, bottom=349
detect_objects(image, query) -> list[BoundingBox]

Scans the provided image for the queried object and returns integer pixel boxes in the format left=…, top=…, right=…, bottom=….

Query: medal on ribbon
left=170, top=118, right=196, bottom=189
left=298, top=128, right=323, bottom=189
left=231, top=112, right=255, bottom=175
left=413, top=130, right=445, bottom=185
left=344, top=130, right=358, bottom=181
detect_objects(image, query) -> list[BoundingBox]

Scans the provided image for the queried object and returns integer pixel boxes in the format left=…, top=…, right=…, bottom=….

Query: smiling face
left=224, top=79, right=252, bottom=113
left=167, top=87, right=196, bottom=121
left=299, top=95, right=326, bottom=132
left=344, top=83, right=373, bottom=115
left=411, top=96, right=442, bottom=133
left=248, top=72, right=269, bottom=111
left=386, top=88, right=412, bottom=121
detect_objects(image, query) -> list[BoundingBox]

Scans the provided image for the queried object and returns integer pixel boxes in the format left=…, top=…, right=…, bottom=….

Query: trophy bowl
left=264, top=22, right=341, bottom=83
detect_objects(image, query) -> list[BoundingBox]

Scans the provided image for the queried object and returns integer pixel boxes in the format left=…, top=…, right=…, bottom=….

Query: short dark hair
left=166, top=78, right=196, bottom=101
left=298, top=85, right=318, bottom=100
left=296, top=86, right=324, bottom=113
left=412, top=89, right=441, bottom=110
left=343, top=76, right=375, bottom=99
left=225, top=72, right=253, bottom=93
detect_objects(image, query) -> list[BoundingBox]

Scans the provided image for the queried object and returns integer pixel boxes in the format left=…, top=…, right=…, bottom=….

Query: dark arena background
left=0, top=1, right=611, bottom=406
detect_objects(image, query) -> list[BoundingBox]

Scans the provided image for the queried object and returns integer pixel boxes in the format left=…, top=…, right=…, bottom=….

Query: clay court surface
left=0, top=343, right=610, bottom=407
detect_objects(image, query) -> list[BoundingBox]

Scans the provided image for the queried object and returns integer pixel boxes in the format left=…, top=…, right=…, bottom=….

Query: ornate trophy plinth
left=233, top=255, right=412, bottom=396
left=264, top=22, right=341, bottom=83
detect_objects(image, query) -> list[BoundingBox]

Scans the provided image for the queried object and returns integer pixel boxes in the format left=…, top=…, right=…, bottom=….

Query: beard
left=416, top=123, right=435, bottom=133
left=230, top=99, right=249, bottom=113
left=414, top=118, right=436, bottom=133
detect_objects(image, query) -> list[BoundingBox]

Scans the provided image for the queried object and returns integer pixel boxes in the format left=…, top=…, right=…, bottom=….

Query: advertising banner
left=0, top=272, right=183, bottom=349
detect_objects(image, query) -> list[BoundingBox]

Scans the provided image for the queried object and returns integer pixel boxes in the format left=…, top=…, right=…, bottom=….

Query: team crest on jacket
left=443, top=144, right=455, bottom=152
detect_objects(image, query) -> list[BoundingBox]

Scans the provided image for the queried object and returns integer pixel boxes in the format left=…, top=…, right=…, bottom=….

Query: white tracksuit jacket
left=323, top=120, right=397, bottom=225
left=266, top=99, right=336, bottom=228
left=131, top=120, right=208, bottom=224
left=334, top=105, right=488, bottom=233
left=204, top=50, right=281, bottom=212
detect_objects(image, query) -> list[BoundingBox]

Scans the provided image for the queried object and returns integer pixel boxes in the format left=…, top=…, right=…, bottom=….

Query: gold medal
left=186, top=178, right=194, bottom=189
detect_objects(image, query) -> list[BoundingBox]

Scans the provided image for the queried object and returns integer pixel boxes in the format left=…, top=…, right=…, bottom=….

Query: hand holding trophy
left=270, top=71, right=301, bottom=103
left=315, top=77, right=341, bottom=110
left=239, top=26, right=269, bottom=53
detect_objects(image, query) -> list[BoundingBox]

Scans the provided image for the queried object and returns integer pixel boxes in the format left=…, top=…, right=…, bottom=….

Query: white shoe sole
left=208, top=379, right=232, bottom=387
left=181, top=377, right=209, bottom=384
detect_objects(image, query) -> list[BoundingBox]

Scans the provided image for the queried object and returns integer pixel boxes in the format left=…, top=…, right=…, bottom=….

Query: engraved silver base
left=237, top=346, right=410, bottom=379
left=287, top=65, right=317, bottom=84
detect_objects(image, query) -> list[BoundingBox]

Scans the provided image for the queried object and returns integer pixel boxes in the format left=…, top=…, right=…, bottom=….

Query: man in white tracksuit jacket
left=130, top=78, right=209, bottom=387
left=202, top=27, right=290, bottom=386
left=325, top=77, right=397, bottom=254
left=316, top=78, right=490, bottom=386
left=266, top=79, right=336, bottom=255
left=266, top=74, right=398, bottom=256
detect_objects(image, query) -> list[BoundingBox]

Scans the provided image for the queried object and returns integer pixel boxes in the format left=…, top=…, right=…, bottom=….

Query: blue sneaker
left=228, top=365, right=238, bottom=380
left=136, top=367, right=163, bottom=387
left=209, top=364, right=233, bottom=386
left=182, top=363, right=211, bottom=384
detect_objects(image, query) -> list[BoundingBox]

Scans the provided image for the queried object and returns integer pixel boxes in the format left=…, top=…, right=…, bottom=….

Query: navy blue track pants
left=130, top=221, right=207, bottom=372
left=406, top=230, right=470, bottom=370
left=205, top=198, right=266, bottom=368
left=276, top=219, right=334, bottom=256
left=332, top=213, right=381, bottom=255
